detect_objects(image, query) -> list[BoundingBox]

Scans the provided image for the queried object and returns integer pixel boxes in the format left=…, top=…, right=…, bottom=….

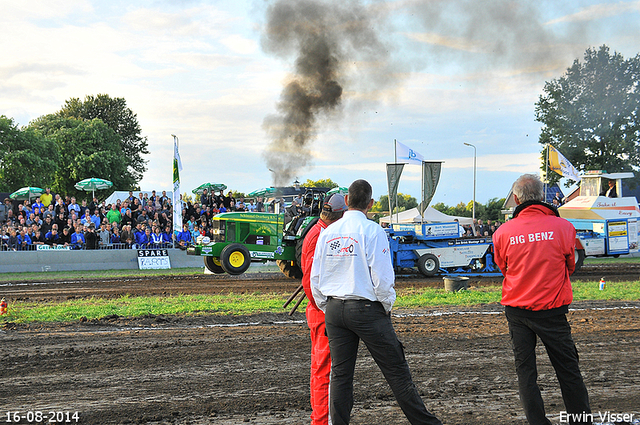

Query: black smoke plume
left=261, top=0, right=391, bottom=186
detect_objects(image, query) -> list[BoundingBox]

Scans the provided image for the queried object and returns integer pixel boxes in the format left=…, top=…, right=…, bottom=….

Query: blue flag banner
left=395, top=140, right=424, bottom=164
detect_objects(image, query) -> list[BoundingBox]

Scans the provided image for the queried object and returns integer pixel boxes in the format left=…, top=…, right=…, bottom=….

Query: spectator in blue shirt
left=120, top=201, right=131, bottom=216
left=176, top=223, right=191, bottom=250
left=45, top=227, right=60, bottom=246
left=162, top=226, right=173, bottom=246
left=110, top=226, right=121, bottom=245
left=151, top=226, right=164, bottom=248
left=91, top=210, right=101, bottom=228
left=137, top=227, right=153, bottom=248
left=68, top=197, right=81, bottom=216
left=81, top=211, right=93, bottom=228
left=70, top=225, right=85, bottom=249
left=17, top=229, right=32, bottom=251
left=32, top=197, right=45, bottom=213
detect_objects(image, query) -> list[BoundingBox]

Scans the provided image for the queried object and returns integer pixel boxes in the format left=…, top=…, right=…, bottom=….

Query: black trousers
left=324, top=298, right=442, bottom=425
left=506, top=311, right=591, bottom=425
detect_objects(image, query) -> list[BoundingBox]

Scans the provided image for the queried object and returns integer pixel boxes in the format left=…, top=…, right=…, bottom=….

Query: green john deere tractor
left=186, top=188, right=328, bottom=278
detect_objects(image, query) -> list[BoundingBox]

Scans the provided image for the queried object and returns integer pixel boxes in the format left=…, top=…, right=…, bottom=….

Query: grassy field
left=1, top=279, right=638, bottom=324
left=0, top=256, right=636, bottom=284
left=0, top=256, right=638, bottom=323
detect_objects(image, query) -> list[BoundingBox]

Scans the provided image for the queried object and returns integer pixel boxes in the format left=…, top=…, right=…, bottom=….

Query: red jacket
left=301, top=220, right=328, bottom=310
left=493, top=202, right=575, bottom=311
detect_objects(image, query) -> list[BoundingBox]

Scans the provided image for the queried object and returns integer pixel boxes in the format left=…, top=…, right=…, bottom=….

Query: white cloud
left=404, top=32, right=486, bottom=53
left=220, top=35, right=258, bottom=55
left=546, top=1, right=640, bottom=25
left=0, top=0, right=93, bottom=21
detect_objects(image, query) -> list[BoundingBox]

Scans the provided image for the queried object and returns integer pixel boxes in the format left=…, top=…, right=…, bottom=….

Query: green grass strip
left=0, top=267, right=206, bottom=283
left=1, top=279, right=638, bottom=324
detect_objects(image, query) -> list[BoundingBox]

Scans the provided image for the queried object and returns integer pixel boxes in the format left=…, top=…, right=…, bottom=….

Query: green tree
left=483, top=197, right=506, bottom=221
left=535, top=45, right=640, bottom=185
left=53, top=94, right=149, bottom=183
left=182, top=192, right=193, bottom=204
left=29, top=117, right=131, bottom=197
left=371, top=193, right=418, bottom=213
left=0, top=116, right=58, bottom=192
left=432, top=201, right=470, bottom=217
left=302, top=178, right=339, bottom=189
left=432, top=198, right=505, bottom=221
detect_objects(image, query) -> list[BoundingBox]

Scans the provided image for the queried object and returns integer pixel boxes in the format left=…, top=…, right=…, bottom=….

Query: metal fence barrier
left=0, top=242, right=180, bottom=252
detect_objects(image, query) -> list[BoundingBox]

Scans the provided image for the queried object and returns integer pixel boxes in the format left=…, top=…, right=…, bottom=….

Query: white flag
left=396, top=140, right=424, bottom=164
left=548, top=145, right=581, bottom=182
left=172, top=136, right=183, bottom=238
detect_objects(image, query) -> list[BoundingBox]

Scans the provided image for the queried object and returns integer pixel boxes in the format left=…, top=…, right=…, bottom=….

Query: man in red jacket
left=493, top=174, right=591, bottom=425
left=301, top=193, right=346, bottom=425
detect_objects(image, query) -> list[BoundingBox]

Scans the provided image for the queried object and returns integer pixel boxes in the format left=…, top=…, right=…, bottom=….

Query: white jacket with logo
left=310, top=210, right=396, bottom=312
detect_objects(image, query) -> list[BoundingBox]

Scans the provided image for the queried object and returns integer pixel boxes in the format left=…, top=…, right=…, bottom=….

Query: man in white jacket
left=310, top=179, right=442, bottom=425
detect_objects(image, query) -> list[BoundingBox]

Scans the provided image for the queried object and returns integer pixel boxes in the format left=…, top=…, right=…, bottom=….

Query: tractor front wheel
left=220, top=244, right=252, bottom=275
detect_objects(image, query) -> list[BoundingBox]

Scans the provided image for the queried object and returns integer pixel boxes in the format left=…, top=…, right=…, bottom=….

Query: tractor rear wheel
left=277, top=260, right=303, bottom=279
left=204, top=256, right=225, bottom=274
left=220, top=244, right=251, bottom=275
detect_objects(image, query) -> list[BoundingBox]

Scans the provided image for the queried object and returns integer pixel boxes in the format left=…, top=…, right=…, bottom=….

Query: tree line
left=0, top=94, right=148, bottom=198
left=370, top=194, right=506, bottom=222
left=302, top=179, right=506, bottom=222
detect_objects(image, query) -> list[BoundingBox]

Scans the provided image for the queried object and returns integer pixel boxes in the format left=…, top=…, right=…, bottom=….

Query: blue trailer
left=566, top=217, right=634, bottom=267
left=385, top=221, right=502, bottom=277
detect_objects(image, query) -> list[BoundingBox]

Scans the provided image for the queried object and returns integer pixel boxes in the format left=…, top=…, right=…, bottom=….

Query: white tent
left=379, top=207, right=474, bottom=226
left=103, top=190, right=173, bottom=207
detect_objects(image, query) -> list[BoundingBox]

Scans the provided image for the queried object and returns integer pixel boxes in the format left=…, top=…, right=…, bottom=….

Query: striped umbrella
left=10, top=186, right=44, bottom=201
left=326, top=186, right=348, bottom=196
left=247, top=187, right=276, bottom=197
left=192, top=183, right=227, bottom=195
left=74, top=178, right=113, bottom=198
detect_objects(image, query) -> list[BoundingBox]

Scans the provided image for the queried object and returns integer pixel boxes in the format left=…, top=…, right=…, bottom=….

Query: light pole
left=464, top=143, right=476, bottom=223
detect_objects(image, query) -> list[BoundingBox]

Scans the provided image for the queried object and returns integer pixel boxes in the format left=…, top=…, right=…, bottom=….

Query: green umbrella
left=74, top=178, right=113, bottom=198
left=247, top=187, right=276, bottom=197
left=327, top=186, right=348, bottom=195
left=192, top=183, right=227, bottom=195
left=9, top=186, right=44, bottom=201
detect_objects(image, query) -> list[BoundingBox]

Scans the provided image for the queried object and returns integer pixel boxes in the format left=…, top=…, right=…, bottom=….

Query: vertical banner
left=386, top=163, right=405, bottom=222
left=418, top=161, right=442, bottom=215
left=172, top=135, right=183, bottom=243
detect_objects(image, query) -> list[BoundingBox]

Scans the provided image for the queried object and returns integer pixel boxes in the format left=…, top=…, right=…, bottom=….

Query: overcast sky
left=2, top=0, right=639, bottom=205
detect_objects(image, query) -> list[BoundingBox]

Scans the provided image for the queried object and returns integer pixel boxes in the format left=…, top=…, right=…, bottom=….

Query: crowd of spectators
left=0, top=187, right=267, bottom=251
left=0, top=185, right=506, bottom=252
left=460, top=218, right=501, bottom=237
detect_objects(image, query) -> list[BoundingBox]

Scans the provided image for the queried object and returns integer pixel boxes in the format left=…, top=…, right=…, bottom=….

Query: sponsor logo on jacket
left=327, top=236, right=358, bottom=257
left=509, top=231, right=554, bottom=245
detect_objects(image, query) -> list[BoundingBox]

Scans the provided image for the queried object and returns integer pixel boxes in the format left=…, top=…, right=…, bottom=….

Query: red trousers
left=307, top=304, right=331, bottom=425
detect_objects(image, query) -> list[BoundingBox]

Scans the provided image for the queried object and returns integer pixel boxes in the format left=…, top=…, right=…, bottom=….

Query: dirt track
left=1, top=269, right=640, bottom=425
